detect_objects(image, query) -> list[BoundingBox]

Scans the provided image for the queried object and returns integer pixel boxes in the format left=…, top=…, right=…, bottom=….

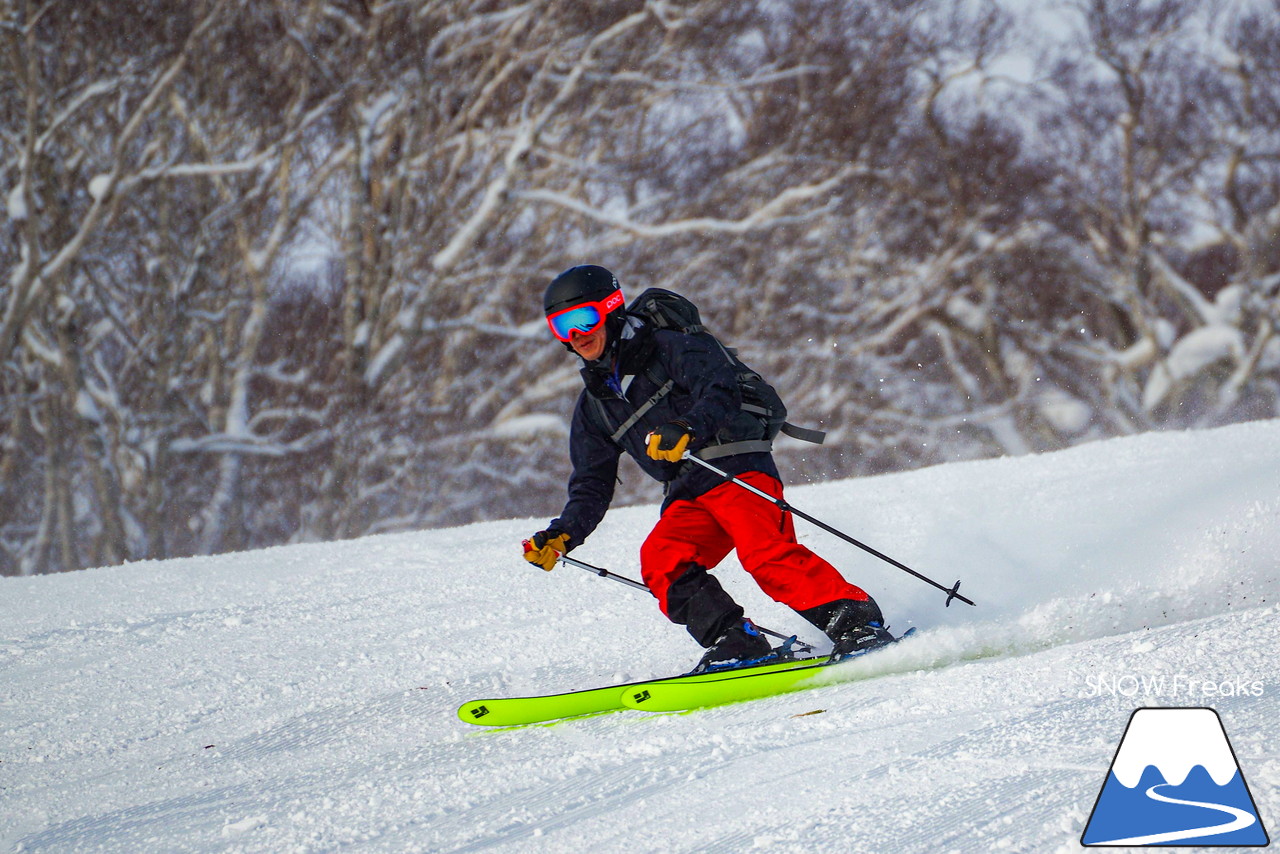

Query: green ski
left=458, top=654, right=823, bottom=727
left=621, top=628, right=918, bottom=713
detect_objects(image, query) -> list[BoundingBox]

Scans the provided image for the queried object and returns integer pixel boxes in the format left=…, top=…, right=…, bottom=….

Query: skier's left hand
left=646, top=421, right=692, bottom=462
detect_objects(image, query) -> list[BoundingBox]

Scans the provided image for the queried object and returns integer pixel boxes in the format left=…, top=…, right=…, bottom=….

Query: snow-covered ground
left=3, top=421, right=1278, bottom=853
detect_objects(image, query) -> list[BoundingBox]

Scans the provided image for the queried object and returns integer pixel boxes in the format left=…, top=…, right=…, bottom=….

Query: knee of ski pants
left=639, top=515, right=732, bottom=618
left=639, top=538, right=697, bottom=618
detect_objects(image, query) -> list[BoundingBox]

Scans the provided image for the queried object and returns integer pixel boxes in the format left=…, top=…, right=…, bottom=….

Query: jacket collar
left=580, top=315, right=654, bottom=397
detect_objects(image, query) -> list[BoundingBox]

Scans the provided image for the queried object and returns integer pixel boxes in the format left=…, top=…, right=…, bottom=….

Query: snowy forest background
left=2, top=0, right=1278, bottom=576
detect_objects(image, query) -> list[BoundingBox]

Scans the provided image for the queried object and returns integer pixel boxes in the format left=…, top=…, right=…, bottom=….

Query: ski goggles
left=545, top=290, right=625, bottom=342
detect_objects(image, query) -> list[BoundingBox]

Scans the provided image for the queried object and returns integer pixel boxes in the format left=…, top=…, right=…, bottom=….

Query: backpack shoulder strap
left=606, top=376, right=674, bottom=445
left=587, top=360, right=675, bottom=446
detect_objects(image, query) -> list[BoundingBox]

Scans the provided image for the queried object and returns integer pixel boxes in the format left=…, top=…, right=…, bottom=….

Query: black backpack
left=596, top=287, right=825, bottom=460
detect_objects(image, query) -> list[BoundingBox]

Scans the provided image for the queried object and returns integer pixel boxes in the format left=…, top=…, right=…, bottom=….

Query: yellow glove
left=523, top=529, right=570, bottom=571
left=646, top=421, right=692, bottom=462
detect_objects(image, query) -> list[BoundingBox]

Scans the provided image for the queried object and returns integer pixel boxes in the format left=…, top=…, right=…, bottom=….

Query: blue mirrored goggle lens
left=549, top=304, right=603, bottom=340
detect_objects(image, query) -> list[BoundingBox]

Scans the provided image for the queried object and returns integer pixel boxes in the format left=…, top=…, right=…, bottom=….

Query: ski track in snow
left=3, top=421, right=1279, bottom=853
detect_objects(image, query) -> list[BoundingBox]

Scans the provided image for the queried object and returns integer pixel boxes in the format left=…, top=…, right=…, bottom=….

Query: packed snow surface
left=3, top=421, right=1278, bottom=853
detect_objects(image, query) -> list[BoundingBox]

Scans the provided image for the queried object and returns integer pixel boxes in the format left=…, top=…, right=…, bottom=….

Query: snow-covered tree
left=2, top=0, right=1276, bottom=575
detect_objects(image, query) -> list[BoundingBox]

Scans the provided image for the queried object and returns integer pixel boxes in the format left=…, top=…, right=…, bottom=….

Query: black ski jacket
left=550, top=318, right=778, bottom=549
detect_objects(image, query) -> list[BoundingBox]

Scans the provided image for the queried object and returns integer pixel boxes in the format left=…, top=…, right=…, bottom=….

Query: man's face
left=569, top=323, right=607, bottom=361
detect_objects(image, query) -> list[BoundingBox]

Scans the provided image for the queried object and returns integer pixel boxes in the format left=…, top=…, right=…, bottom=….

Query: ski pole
left=681, top=452, right=976, bottom=608
left=553, top=551, right=813, bottom=650
left=556, top=551, right=649, bottom=591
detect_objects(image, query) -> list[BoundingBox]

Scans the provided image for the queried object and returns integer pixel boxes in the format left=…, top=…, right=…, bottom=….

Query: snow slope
left=3, top=420, right=1278, bottom=853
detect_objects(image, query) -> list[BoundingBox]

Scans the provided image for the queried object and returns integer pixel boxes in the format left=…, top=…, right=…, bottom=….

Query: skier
left=523, top=265, right=890, bottom=671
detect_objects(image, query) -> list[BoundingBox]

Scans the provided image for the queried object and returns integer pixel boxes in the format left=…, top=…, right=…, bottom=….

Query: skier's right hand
left=523, top=529, right=570, bottom=571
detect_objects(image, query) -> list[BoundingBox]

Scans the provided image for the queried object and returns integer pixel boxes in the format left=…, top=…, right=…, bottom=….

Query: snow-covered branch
left=429, top=10, right=650, bottom=275
left=4, top=0, right=1277, bottom=575
left=517, top=167, right=858, bottom=238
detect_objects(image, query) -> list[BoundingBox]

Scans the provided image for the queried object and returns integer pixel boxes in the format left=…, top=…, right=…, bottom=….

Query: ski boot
left=797, top=598, right=894, bottom=659
left=693, top=618, right=772, bottom=673
left=829, top=621, right=896, bottom=657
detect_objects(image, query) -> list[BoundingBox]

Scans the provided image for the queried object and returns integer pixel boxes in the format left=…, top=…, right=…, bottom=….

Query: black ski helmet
left=543, top=264, right=621, bottom=317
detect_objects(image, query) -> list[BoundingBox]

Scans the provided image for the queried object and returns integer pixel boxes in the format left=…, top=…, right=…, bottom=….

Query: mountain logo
left=1082, top=707, right=1270, bottom=847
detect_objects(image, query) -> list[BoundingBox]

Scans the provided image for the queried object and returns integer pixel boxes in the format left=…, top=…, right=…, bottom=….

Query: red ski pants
left=639, top=471, right=869, bottom=618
